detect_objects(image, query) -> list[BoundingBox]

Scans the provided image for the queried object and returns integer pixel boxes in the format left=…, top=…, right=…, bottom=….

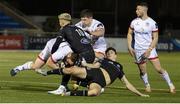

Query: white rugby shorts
left=38, top=38, right=72, bottom=62
left=134, top=48, right=158, bottom=64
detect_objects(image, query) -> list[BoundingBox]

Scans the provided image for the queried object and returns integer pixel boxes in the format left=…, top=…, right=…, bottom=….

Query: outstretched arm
left=120, top=76, right=149, bottom=97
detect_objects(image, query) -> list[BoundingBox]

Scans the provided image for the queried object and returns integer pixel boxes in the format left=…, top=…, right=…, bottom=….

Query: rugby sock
left=17, top=61, right=33, bottom=71
left=140, top=73, right=150, bottom=86
left=77, top=80, right=88, bottom=87
left=61, top=75, right=71, bottom=87
left=70, top=90, right=88, bottom=96
left=161, top=71, right=173, bottom=86
left=47, top=68, right=64, bottom=75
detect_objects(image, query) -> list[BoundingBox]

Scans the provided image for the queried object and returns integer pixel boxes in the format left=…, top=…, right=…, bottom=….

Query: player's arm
left=87, top=23, right=105, bottom=37
left=81, top=58, right=101, bottom=68
left=149, top=31, right=158, bottom=50
left=127, top=27, right=135, bottom=57
left=89, top=27, right=105, bottom=37
left=82, top=61, right=101, bottom=68
left=144, top=31, right=158, bottom=58
left=51, top=30, right=65, bottom=54
left=120, top=76, right=150, bottom=97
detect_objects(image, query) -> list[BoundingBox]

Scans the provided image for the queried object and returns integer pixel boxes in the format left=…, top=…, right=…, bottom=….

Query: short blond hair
left=58, top=13, right=71, bottom=21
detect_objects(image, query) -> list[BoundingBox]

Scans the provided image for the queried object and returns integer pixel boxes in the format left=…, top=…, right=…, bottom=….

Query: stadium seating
left=0, top=10, right=25, bottom=30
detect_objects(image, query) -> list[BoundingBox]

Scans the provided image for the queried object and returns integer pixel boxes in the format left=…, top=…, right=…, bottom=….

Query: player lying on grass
left=38, top=47, right=149, bottom=97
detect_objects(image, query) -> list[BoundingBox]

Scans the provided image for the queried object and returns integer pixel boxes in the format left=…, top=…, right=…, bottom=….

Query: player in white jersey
left=10, top=13, right=73, bottom=76
left=75, top=9, right=107, bottom=58
left=127, top=2, right=175, bottom=93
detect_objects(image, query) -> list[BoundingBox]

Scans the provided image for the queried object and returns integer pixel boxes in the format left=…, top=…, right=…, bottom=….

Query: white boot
left=48, top=85, right=66, bottom=95
left=101, top=88, right=105, bottom=93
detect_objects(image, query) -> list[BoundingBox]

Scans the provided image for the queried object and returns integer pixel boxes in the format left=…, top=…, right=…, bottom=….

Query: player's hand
left=144, top=49, right=151, bottom=58
left=81, top=58, right=87, bottom=66
left=141, top=94, right=150, bottom=97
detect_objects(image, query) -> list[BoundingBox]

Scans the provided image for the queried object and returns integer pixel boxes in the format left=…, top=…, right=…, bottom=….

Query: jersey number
left=75, top=29, right=85, bottom=37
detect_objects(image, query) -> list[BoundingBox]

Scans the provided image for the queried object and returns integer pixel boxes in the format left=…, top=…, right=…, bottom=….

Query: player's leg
left=135, top=50, right=151, bottom=92
left=46, top=45, right=73, bottom=94
left=46, top=42, right=73, bottom=69
left=37, top=43, right=73, bottom=76
left=63, top=83, right=101, bottom=96
left=48, top=67, right=87, bottom=95
left=150, top=58, right=176, bottom=93
left=10, top=39, right=54, bottom=76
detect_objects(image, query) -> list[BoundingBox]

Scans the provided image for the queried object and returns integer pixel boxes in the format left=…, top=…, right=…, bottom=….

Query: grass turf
left=0, top=50, right=180, bottom=103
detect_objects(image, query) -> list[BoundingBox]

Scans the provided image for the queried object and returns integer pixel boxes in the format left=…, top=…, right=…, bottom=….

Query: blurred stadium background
left=0, top=0, right=180, bottom=52
left=0, top=0, right=180, bottom=103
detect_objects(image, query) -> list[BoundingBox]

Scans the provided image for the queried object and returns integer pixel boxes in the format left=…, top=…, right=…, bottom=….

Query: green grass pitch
left=0, top=50, right=180, bottom=103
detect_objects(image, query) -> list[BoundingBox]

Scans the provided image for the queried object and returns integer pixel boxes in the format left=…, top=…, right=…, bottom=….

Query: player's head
left=64, top=53, right=79, bottom=66
left=105, top=47, right=117, bottom=61
left=136, top=2, right=148, bottom=17
left=80, top=9, right=93, bottom=26
left=58, top=13, right=71, bottom=28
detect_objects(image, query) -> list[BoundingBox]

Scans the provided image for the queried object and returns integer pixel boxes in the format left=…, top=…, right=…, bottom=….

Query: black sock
left=77, top=80, right=88, bottom=87
left=70, top=90, right=88, bottom=96
left=61, top=75, right=71, bottom=91
left=61, top=75, right=70, bottom=86
left=47, top=68, right=64, bottom=75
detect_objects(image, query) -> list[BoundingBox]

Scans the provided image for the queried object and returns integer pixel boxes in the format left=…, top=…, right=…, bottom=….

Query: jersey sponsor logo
left=134, top=30, right=149, bottom=35
left=146, top=22, right=150, bottom=27
left=80, top=38, right=90, bottom=44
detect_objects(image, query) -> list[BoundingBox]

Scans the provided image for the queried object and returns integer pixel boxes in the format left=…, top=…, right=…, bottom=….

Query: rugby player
left=127, top=2, right=175, bottom=93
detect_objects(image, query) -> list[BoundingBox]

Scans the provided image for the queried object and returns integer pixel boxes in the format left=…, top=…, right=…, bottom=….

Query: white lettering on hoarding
left=5, top=39, right=21, bottom=47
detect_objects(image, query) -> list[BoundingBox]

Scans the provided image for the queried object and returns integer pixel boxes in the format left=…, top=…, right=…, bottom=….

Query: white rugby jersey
left=76, top=19, right=107, bottom=52
left=130, top=17, right=158, bottom=50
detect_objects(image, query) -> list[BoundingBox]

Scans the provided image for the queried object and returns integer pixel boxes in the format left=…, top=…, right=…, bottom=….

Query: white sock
left=16, top=61, right=33, bottom=71
left=140, top=73, right=150, bottom=86
left=161, top=71, right=173, bottom=86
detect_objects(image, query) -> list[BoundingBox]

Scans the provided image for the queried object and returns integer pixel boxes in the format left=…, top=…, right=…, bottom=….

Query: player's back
left=99, top=58, right=124, bottom=82
left=62, top=25, right=93, bottom=53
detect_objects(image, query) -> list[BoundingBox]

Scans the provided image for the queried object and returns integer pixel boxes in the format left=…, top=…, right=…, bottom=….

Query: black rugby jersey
left=52, top=24, right=93, bottom=54
left=98, top=58, right=124, bottom=82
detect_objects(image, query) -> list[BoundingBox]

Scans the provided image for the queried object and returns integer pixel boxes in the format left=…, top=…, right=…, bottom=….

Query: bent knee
left=63, top=68, right=74, bottom=74
left=88, top=90, right=100, bottom=96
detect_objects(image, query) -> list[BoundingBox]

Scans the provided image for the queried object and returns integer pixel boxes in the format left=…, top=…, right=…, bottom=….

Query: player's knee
left=63, top=68, right=73, bottom=74
left=88, top=89, right=100, bottom=96
left=31, top=63, right=37, bottom=69
left=157, top=69, right=165, bottom=74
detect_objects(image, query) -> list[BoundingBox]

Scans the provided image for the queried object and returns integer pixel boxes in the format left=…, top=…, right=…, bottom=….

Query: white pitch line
left=0, top=80, right=179, bottom=92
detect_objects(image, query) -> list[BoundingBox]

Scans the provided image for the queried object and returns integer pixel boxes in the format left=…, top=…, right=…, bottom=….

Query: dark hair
left=70, top=53, right=79, bottom=64
left=63, top=53, right=79, bottom=66
left=105, top=47, right=117, bottom=54
left=136, top=2, right=148, bottom=8
left=80, top=9, right=93, bottom=18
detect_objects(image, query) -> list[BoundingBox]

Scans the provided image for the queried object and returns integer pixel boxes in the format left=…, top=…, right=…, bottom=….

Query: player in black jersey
left=52, top=13, right=95, bottom=63
left=47, top=13, right=95, bottom=94
left=41, top=47, right=149, bottom=97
